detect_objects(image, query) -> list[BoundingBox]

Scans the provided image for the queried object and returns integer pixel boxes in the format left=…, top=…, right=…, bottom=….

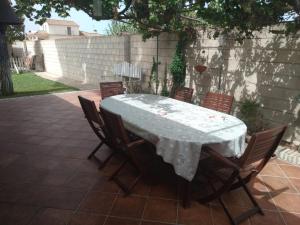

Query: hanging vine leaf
left=14, top=0, right=300, bottom=41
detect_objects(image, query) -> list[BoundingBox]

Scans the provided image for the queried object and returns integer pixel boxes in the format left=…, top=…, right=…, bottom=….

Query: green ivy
left=150, top=56, right=160, bottom=94
left=170, top=33, right=187, bottom=95
left=161, top=62, right=169, bottom=97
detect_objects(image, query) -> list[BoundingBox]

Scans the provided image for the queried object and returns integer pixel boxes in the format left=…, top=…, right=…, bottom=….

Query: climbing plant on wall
left=169, top=32, right=188, bottom=96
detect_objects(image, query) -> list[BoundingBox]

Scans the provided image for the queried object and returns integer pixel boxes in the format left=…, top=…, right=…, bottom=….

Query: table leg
left=181, top=178, right=192, bottom=208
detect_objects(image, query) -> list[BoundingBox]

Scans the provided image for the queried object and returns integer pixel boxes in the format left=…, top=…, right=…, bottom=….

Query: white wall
left=39, top=36, right=129, bottom=83
left=130, top=31, right=300, bottom=144
left=25, top=32, right=300, bottom=144
left=47, top=25, right=79, bottom=36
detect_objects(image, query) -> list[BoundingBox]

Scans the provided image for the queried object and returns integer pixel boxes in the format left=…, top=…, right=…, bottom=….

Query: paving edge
left=275, top=146, right=300, bottom=166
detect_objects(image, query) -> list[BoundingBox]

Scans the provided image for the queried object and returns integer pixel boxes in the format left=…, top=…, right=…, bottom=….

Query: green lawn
left=1, top=72, right=78, bottom=98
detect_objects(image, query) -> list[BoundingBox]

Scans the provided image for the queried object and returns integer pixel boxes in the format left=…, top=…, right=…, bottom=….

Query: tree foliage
left=106, top=21, right=137, bottom=35
left=15, top=0, right=300, bottom=40
left=5, top=24, right=25, bottom=44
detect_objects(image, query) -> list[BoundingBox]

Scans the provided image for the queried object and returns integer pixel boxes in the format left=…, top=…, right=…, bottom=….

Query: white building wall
left=47, top=24, right=79, bottom=36
left=39, top=36, right=129, bottom=83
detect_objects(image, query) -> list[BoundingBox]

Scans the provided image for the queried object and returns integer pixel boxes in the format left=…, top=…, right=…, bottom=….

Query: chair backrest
left=238, top=125, right=287, bottom=174
left=78, top=96, right=103, bottom=126
left=100, top=82, right=125, bottom=100
left=100, top=106, right=130, bottom=147
left=202, top=92, right=234, bottom=114
left=174, top=87, right=194, bottom=103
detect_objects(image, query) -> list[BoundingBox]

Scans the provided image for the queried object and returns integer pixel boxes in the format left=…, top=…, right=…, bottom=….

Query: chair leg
left=98, top=151, right=115, bottom=170
left=238, top=176, right=264, bottom=215
left=181, top=178, right=192, bottom=208
left=224, top=176, right=264, bottom=225
left=87, top=141, right=104, bottom=159
left=109, top=156, right=146, bottom=196
left=109, top=159, right=128, bottom=181
left=218, top=197, right=238, bottom=225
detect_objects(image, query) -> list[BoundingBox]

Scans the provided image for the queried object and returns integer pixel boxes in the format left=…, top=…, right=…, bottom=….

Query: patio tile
left=68, top=212, right=106, bottom=225
left=141, top=222, right=173, bottom=225
left=261, top=176, right=298, bottom=193
left=105, top=217, right=140, bottom=225
left=0, top=152, right=21, bottom=168
left=281, top=212, right=300, bottom=225
left=0, top=165, right=46, bottom=184
left=261, top=164, right=286, bottom=177
left=250, top=210, right=285, bottom=225
left=247, top=177, right=268, bottom=192
left=251, top=191, right=277, bottom=211
left=131, top=180, right=152, bottom=196
left=0, top=184, right=35, bottom=203
left=18, top=186, right=86, bottom=210
left=149, top=180, right=178, bottom=200
left=0, top=203, right=39, bottom=225
left=91, top=176, right=120, bottom=193
left=210, top=205, right=251, bottom=225
left=1, top=91, right=300, bottom=225
left=288, top=178, right=300, bottom=193
left=29, top=208, right=73, bottom=225
left=63, top=172, right=100, bottom=190
left=279, top=165, right=300, bottom=178
left=110, top=195, right=146, bottom=219
left=143, top=198, right=177, bottom=224
left=271, top=192, right=300, bottom=213
left=79, top=192, right=116, bottom=214
left=222, top=188, right=252, bottom=207
left=178, top=202, right=212, bottom=225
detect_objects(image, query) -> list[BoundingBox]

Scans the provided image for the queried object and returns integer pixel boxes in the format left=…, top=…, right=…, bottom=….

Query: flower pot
left=195, top=65, right=207, bottom=73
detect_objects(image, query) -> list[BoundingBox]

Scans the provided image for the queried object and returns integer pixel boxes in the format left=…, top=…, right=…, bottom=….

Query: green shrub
left=170, top=33, right=187, bottom=95
left=238, top=99, right=264, bottom=134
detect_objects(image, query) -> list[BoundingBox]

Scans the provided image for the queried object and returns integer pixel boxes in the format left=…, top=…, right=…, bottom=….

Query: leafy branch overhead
left=15, top=0, right=300, bottom=40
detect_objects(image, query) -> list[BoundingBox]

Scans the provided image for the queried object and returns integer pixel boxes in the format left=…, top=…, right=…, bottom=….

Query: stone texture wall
left=39, top=36, right=129, bottom=83
left=29, top=31, right=299, bottom=144
left=130, top=31, right=300, bottom=144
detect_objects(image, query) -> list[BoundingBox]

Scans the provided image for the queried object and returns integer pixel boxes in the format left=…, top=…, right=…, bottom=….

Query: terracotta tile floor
left=0, top=90, right=300, bottom=225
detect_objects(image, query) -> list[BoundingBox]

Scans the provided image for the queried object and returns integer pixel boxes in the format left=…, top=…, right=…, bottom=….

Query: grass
left=0, top=72, right=79, bottom=99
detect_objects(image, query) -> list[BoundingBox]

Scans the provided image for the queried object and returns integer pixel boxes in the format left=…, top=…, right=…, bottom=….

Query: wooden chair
left=78, top=96, right=115, bottom=169
left=194, top=125, right=287, bottom=225
left=99, top=82, right=125, bottom=100
left=202, top=92, right=234, bottom=114
left=174, top=87, right=194, bottom=103
left=100, top=106, right=147, bottom=195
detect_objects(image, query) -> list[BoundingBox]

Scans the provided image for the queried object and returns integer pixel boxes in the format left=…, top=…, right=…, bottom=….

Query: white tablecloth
left=101, top=94, right=247, bottom=181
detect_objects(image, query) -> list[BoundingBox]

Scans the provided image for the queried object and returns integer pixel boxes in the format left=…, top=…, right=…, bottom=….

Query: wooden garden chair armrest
left=203, top=146, right=240, bottom=170
left=127, top=138, right=146, bottom=149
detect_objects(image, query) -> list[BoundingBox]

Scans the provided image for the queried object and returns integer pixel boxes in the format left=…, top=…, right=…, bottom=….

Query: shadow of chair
left=190, top=125, right=287, bottom=225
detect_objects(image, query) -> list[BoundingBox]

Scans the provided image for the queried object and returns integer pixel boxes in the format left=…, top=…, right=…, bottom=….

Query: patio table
left=101, top=94, right=247, bottom=182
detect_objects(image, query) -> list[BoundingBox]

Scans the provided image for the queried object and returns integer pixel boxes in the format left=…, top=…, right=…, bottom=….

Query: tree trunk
left=0, top=25, right=14, bottom=96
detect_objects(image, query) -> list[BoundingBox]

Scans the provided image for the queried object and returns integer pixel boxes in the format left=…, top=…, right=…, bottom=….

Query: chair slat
left=202, top=92, right=234, bottom=114
left=174, top=87, right=194, bottom=103
left=78, top=96, right=103, bottom=126
left=240, top=125, right=287, bottom=169
left=78, top=96, right=114, bottom=168
left=100, top=82, right=125, bottom=100
left=100, top=106, right=147, bottom=195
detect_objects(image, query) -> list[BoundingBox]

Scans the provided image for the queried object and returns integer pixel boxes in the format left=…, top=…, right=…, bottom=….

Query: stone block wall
left=130, top=33, right=178, bottom=90
left=39, top=36, right=129, bottom=83
left=130, top=31, right=300, bottom=144
left=27, top=31, right=299, bottom=144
